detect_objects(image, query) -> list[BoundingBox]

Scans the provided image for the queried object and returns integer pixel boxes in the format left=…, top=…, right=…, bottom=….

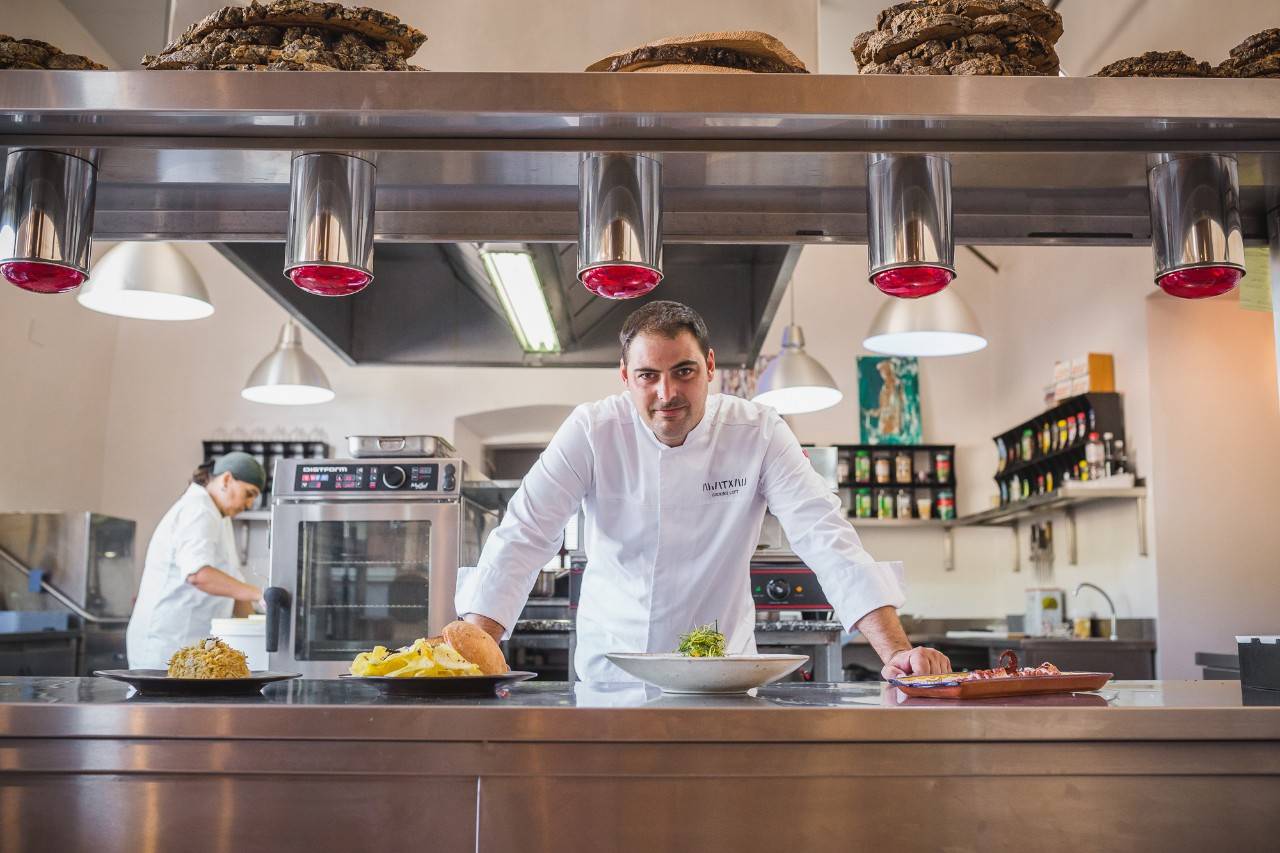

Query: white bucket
left=210, top=615, right=268, bottom=671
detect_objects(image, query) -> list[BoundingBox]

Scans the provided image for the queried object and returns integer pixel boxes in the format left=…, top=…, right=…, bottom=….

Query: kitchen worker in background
left=126, top=452, right=266, bottom=669
left=457, top=300, right=951, bottom=682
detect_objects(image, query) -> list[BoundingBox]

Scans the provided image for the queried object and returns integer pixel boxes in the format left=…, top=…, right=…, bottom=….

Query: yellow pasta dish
left=167, top=637, right=251, bottom=678
left=350, top=637, right=483, bottom=678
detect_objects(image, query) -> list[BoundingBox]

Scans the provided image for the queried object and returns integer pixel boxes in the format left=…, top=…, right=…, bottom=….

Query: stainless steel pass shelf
left=854, top=485, right=1147, bottom=573
left=1, top=72, right=1278, bottom=245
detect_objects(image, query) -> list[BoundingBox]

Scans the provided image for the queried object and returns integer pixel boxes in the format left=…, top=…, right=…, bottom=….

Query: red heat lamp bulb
left=872, top=265, right=954, bottom=299
left=288, top=264, right=372, bottom=297
left=579, top=264, right=662, bottom=300
left=1157, top=266, right=1242, bottom=300
left=1, top=261, right=86, bottom=294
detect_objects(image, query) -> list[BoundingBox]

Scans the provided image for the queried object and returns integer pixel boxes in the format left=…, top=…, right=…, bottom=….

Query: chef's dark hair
left=191, top=461, right=215, bottom=486
left=619, top=301, right=711, bottom=362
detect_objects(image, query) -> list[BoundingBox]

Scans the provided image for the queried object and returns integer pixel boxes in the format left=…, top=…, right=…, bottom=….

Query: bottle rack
left=993, top=393, right=1127, bottom=506
left=835, top=443, right=957, bottom=524
left=201, top=438, right=331, bottom=513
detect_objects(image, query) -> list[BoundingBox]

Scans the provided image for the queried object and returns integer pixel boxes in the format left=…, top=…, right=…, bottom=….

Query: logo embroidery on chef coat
left=703, top=477, right=748, bottom=498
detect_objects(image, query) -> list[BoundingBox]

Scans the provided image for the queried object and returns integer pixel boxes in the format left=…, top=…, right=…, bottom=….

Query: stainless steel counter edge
left=2, top=680, right=1276, bottom=742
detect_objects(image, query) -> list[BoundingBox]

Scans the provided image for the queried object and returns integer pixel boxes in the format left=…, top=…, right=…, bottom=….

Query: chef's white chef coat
left=126, top=483, right=244, bottom=669
left=455, top=393, right=906, bottom=682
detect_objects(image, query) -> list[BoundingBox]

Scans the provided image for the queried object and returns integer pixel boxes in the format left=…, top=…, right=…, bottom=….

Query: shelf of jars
left=835, top=444, right=957, bottom=525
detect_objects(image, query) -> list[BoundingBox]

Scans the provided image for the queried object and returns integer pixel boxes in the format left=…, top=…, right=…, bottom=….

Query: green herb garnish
left=677, top=622, right=726, bottom=658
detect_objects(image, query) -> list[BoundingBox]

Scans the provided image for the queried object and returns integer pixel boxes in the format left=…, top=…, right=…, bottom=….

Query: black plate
left=94, top=669, right=301, bottom=697
left=340, top=671, right=536, bottom=697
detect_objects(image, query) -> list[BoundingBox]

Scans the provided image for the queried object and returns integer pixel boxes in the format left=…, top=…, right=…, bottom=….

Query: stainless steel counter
left=2, top=677, right=1277, bottom=851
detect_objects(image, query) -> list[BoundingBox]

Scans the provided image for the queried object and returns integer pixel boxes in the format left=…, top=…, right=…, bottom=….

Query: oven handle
left=264, top=586, right=291, bottom=653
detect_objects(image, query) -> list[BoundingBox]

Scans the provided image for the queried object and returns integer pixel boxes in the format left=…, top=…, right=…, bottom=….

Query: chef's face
left=208, top=472, right=260, bottom=518
left=621, top=330, right=716, bottom=447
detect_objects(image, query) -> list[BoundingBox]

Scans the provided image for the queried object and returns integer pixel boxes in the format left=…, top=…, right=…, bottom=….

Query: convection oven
left=265, top=458, right=496, bottom=676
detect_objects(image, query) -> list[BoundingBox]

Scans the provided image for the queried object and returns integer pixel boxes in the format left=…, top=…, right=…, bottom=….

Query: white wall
left=0, top=244, right=119, bottom=514
left=95, top=242, right=624, bottom=556
left=1147, top=294, right=1280, bottom=678
left=0, top=0, right=119, bottom=66
left=763, top=244, right=1159, bottom=625
left=0, top=3, right=121, bottom=513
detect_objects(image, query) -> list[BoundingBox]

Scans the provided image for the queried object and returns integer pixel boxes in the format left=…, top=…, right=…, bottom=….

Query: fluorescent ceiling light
left=863, top=286, right=988, bottom=357
left=77, top=242, right=214, bottom=321
left=241, top=320, right=335, bottom=406
left=480, top=243, right=560, bottom=354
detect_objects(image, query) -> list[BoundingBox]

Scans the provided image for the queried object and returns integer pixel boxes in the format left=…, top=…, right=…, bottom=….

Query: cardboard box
left=1068, top=353, right=1115, bottom=390
left=1053, top=379, right=1073, bottom=401
left=1052, top=360, right=1070, bottom=382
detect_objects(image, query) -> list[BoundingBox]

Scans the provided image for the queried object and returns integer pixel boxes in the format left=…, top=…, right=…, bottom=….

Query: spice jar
left=854, top=450, right=871, bottom=483
left=874, top=455, right=891, bottom=485
left=855, top=488, right=872, bottom=519
left=877, top=490, right=894, bottom=519
left=895, top=451, right=912, bottom=484
left=934, top=450, right=952, bottom=483
left=936, top=489, right=956, bottom=520
left=896, top=488, right=913, bottom=519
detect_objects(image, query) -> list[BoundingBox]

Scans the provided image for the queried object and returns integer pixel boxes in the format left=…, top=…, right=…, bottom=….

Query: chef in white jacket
left=126, top=452, right=266, bottom=669
left=456, top=301, right=950, bottom=683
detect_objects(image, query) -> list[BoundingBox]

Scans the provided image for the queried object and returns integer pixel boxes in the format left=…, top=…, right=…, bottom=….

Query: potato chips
left=349, top=637, right=483, bottom=678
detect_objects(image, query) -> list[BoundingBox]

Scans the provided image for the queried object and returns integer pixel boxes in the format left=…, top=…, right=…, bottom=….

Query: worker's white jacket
left=456, top=393, right=906, bottom=682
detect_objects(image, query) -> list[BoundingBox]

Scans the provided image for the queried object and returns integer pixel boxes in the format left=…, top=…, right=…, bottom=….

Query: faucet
left=1073, top=582, right=1118, bottom=641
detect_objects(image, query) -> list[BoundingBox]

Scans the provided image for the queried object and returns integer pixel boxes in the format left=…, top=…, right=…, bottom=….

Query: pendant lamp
left=77, top=242, right=213, bottom=320
left=241, top=320, right=335, bottom=405
left=752, top=283, right=843, bottom=415
left=863, top=285, right=987, bottom=357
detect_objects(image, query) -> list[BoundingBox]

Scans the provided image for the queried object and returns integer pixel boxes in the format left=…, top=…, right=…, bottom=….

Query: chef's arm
left=758, top=416, right=949, bottom=677
left=855, top=605, right=951, bottom=678
left=463, top=612, right=506, bottom=643
left=456, top=407, right=595, bottom=640
left=186, top=566, right=262, bottom=602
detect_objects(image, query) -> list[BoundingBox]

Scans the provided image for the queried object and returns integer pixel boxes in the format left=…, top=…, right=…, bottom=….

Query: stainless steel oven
left=265, top=458, right=496, bottom=676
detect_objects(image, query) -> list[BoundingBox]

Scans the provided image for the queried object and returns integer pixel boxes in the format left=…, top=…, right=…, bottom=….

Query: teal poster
left=858, top=356, right=922, bottom=445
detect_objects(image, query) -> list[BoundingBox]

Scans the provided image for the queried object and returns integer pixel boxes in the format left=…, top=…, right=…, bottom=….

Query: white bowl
left=604, top=653, right=808, bottom=694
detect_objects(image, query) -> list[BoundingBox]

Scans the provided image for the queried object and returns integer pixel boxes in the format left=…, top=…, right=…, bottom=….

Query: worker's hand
left=462, top=612, right=506, bottom=644
left=882, top=646, right=952, bottom=680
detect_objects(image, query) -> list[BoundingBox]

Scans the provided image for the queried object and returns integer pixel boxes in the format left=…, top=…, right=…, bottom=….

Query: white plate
left=605, top=653, right=808, bottom=694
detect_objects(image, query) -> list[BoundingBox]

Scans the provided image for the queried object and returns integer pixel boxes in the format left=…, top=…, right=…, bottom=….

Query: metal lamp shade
left=1147, top=154, right=1245, bottom=299
left=0, top=149, right=97, bottom=294
left=241, top=320, right=335, bottom=406
left=577, top=153, right=663, bottom=299
left=77, top=242, right=213, bottom=320
left=867, top=153, right=955, bottom=299
left=284, top=153, right=375, bottom=297
left=863, top=286, right=987, bottom=357
left=752, top=325, right=843, bottom=415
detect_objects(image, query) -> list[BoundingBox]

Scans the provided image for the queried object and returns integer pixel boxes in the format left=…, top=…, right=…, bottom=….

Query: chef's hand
left=882, top=646, right=951, bottom=679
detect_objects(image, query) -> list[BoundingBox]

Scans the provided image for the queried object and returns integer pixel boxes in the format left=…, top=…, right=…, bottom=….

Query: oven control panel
left=293, top=461, right=457, bottom=493
left=750, top=565, right=832, bottom=611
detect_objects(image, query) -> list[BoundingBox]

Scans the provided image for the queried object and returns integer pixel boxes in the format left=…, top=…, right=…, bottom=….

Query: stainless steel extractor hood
left=215, top=241, right=799, bottom=368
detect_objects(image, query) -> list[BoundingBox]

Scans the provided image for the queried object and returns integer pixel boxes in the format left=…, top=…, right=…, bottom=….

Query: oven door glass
left=295, top=519, right=432, bottom=660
